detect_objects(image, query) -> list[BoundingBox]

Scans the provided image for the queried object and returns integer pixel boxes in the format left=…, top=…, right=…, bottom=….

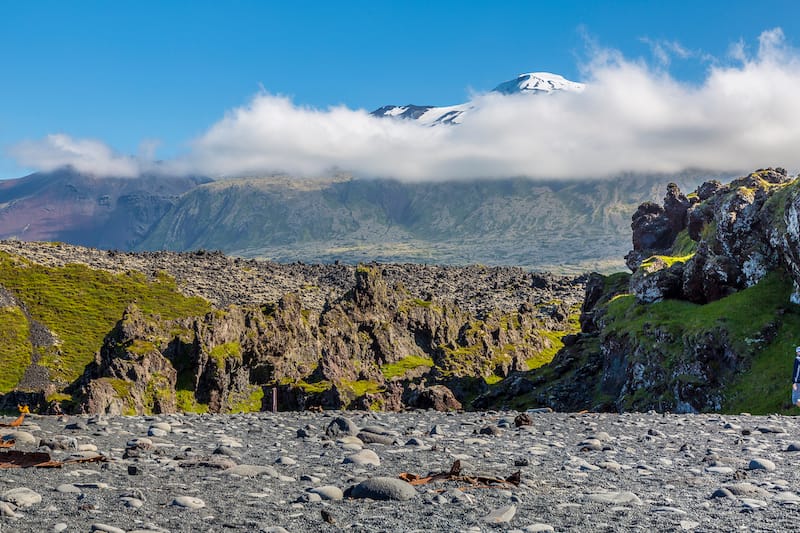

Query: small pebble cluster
left=2, top=410, right=800, bottom=532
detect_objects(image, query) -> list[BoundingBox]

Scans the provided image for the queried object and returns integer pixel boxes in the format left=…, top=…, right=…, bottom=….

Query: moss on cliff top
left=0, top=252, right=211, bottom=385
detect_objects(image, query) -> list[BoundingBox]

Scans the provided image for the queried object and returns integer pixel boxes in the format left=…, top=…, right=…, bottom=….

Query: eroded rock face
left=625, top=183, right=694, bottom=271
left=78, top=304, right=178, bottom=415
left=628, top=168, right=793, bottom=305
left=74, top=266, right=570, bottom=414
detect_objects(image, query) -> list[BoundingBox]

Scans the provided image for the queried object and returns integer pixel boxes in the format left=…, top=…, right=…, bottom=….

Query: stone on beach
left=1, top=487, right=42, bottom=507
left=325, top=416, right=359, bottom=438
left=587, top=491, right=643, bottom=505
left=347, top=477, right=417, bottom=501
left=171, top=496, right=206, bottom=509
left=344, top=449, right=381, bottom=466
left=482, top=504, right=517, bottom=523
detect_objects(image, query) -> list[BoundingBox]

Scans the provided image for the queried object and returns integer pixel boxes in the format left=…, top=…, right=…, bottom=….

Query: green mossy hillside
left=0, top=251, right=211, bottom=385
left=599, top=270, right=800, bottom=413
left=0, top=306, right=32, bottom=393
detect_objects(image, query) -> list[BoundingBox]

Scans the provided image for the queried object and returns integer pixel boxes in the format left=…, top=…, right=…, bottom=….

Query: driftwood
left=0, top=450, right=108, bottom=469
left=399, top=460, right=521, bottom=490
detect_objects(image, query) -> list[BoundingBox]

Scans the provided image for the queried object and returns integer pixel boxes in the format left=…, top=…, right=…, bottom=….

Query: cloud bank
left=10, top=134, right=144, bottom=178
left=11, top=28, right=800, bottom=180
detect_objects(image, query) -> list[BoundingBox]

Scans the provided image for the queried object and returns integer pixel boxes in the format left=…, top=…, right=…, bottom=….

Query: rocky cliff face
left=480, top=168, right=800, bottom=414
left=71, top=265, right=576, bottom=414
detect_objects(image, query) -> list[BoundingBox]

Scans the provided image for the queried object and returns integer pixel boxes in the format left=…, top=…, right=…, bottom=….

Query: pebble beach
left=2, top=410, right=800, bottom=532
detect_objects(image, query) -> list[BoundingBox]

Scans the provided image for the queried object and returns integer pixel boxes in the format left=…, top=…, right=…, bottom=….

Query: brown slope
left=0, top=168, right=208, bottom=248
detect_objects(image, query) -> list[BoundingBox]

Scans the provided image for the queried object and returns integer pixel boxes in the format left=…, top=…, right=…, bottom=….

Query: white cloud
left=11, top=28, right=800, bottom=181
left=9, top=134, right=143, bottom=177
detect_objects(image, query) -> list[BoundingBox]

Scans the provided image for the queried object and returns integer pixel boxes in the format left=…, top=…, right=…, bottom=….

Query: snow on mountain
left=371, top=72, right=583, bottom=126
left=492, top=72, right=585, bottom=95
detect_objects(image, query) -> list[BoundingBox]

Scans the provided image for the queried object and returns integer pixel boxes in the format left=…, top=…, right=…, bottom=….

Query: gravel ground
left=2, top=410, right=800, bottom=532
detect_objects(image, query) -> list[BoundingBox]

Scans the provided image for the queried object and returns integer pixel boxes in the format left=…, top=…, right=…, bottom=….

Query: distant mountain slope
left=0, top=169, right=209, bottom=249
left=138, top=173, right=715, bottom=273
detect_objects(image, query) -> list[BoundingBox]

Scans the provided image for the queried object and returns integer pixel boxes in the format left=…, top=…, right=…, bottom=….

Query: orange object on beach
left=1, top=405, right=31, bottom=428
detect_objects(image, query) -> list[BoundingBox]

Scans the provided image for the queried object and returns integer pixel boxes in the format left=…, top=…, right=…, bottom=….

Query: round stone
left=325, top=416, right=359, bottom=438
left=482, top=504, right=516, bottom=524
left=344, top=449, right=380, bottom=466
left=171, top=496, right=206, bottom=509
left=91, top=524, right=126, bottom=533
left=348, top=477, right=417, bottom=501
left=748, top=458, right=776, bottom=471
left=309, top=485, right=343, bottom=501
left=587, top=491, right=642, bottom=505
left=2, top=487, right=42, bottom=508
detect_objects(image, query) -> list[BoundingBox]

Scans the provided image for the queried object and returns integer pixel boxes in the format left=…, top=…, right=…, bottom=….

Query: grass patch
left=0, top=252, right=210, bottom=384
left=380, top=355, right=434, bottom=379
left=526, top=330, right=565, bottom=370
left=671, top=229, right=698, bottom=256
left=640, top=253, right=695, bottom=270
left=484, top=374, right=503, bottom=385
left=398, top=298, right=443, bottom=314
left=0, top=306, right=31, bottom=392
left=341, top=379, right=384, bottom=396
left=228, top=386, right=264, bottom=413
left=602, top=270, right=800, bottom=413
left=289, top=379, right=332, bottom=394
left=209, top=342, right=242, bottom=369
left=175, top=390, right=209, bottom=413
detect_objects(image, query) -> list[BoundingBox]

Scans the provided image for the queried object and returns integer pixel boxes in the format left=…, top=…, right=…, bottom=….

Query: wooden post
left=272, top=387, right=277, bottom=413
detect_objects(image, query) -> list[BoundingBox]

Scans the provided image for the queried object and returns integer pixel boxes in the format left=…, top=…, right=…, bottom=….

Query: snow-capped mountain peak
left=372, top=71, right=583, bottom=126
left=492, top=72, right=585, bottom=95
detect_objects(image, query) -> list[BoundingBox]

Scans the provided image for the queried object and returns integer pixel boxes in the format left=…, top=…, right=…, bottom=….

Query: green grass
left=0, top=252, right=210, bottom=384
left=0, top=306, right=31, bottom=392
left=341, top=379, right=384, bottom=396
left=484, top=374, right=503, bottom=385
left=289, top=379, right=332, bottom=394
left=526, top=305, right=581, bottom=370
left=175, top=390, right=209, bottom=413
left=398, top=298, right=444, bottom=314
left=605, top=271, right=790, bottom=340
left=526, top=330, right=566, bottom=370
left=380, top=355, right=434, bottom=379
left=209, top=342, right=242, bottom=369
left=640, top=253, right=695, bottom=270
left=602, top=270, right=800, bottom=413
left=671, top=229, right=698, bottom=256
left=228, top=386, right=264, bottom=413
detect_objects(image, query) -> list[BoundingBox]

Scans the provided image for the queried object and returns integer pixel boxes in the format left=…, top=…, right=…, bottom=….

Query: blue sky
left=2, top=1, right=800, bottom=179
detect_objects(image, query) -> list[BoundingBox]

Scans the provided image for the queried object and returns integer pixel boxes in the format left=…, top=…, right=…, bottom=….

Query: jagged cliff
left=480, top=168, right=800, bottom=414
left=0, top=243, right=583, bottom=414
left=74, top=265, right=576, bottom=414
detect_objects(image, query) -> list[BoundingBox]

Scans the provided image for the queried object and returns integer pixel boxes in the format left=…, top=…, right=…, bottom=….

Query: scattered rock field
left=2, top=410, right=800, bottom=532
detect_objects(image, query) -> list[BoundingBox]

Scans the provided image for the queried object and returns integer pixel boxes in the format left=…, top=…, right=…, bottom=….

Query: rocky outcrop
left=606, top=168, right=798, bottom=411
left=625, top=168, right=792, bottom=304
left=482, top=168, right=800, bottom=414
left=72, top=265, right=570, bottom=414
left=76, top=305, right=179, bottom=415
